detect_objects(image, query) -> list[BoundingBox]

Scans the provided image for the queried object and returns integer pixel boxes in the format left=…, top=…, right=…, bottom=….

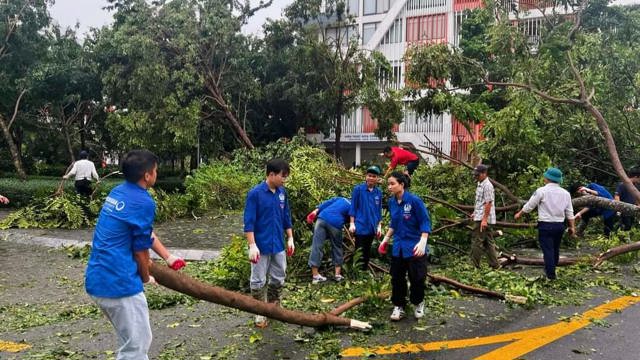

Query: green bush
left=194, top=234, right=251, bottom=290
left=0, top=194, right=100, bottom=229
left=0, top=177, right=119, bottom=207
left=184, top=162, right=261, bottom=212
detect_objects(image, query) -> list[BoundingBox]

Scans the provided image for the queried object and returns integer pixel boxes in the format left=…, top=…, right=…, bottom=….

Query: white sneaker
left=390, top=306, right=405, bottom=321
left=312, top=274, right=327, bottom=284
left=255, top=315, right=268, bottom=328
left=414, top=301, right=425, bottom=319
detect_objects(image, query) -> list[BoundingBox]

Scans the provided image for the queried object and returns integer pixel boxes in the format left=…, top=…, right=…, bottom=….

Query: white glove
left=249, top=243, right=260, bottom=264
left=413, top=236, right=428, bottom=257
left=349, top=223, right=356, bottom=233
left=287, top=237, right=295, bottom=257
left=376, top=224, right=382, bottom=238
left=144, top=276, right=157, bottom=285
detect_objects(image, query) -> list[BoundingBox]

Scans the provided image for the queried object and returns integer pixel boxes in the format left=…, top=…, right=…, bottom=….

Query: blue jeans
left=538, top=221, right=566, bottom=279
left=308, top=218, right=344, bottom=268
left=92, top=292, right=152, bottom=360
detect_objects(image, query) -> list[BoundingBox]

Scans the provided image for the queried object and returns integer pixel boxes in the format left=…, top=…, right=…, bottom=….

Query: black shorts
left=406, top=159, right=420, bottom=175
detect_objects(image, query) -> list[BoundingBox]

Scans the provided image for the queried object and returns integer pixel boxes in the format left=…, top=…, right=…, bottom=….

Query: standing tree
left=405, top=0, right=640, bottom=201
left=0, top=0, right=50, bottom=179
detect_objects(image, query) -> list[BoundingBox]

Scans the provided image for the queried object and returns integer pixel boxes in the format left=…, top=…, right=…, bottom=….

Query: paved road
left=2, top=230, right=640, bottom=359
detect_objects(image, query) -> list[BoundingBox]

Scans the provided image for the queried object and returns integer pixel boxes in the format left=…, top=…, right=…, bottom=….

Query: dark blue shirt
left=587, top=183, right=615, bottom=219
left=349, top=183, right=382, bottom=235
left=85, top=182, right=155, bottom=298
left=317, top=197, right=351, bottom=229
left=389, top=191, right=432, bottom=259
left=243, top=181, right=292, bottom=255
left=615, top=182, right=640, bottom=205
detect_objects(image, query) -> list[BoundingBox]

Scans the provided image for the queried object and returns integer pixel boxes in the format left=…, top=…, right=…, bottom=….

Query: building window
left=362, top=22, right=377, bottom=45
left=382, top=18, right=403, bottom=44
left=348, top=0, right=359, bottom=16
left=364, top=0, right=376, bottom=15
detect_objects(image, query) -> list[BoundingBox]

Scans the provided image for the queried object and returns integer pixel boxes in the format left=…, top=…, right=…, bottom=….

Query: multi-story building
left=312, top=0, right=565, bottom=166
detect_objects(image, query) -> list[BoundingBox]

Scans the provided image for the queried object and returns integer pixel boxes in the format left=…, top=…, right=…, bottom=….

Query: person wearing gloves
left=515, top=167, right=575, bottom=280
left=151, top=231, right=186, bottom=271
left=63, top=150, right=100, bottom=196
left=349, top=165, right=383, bottom=271
left=85, top=150, right=171, bottom=360
left=306, top=197, right=351, bottom=284
left=378, top=171, right=431, bottom=321
left=470, top=164, right=500, bottom=269
left=569, top=182, right=615, bottom=237
left=243, top=159, right=294, bottom=328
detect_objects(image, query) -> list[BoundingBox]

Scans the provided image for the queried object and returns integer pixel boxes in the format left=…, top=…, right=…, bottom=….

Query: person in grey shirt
left=470, top=164, right=499, bottom=269
left=515, top=167, right=575, bottom=280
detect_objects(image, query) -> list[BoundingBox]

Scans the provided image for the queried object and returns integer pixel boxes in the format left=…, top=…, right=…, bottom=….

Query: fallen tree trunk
left=572, top=195, right=640, bottom=216
left=594, top=241, right=640, bottom=267
left=150, top=263, right=371, bottom=329
left=428, top=273, right=505, bottom=300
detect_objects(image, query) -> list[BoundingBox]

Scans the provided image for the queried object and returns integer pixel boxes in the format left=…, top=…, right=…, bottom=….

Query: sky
left=49, top=0, right=293, bottom=38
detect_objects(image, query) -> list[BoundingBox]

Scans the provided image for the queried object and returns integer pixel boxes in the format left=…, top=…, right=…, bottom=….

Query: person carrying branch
left=614, top=168, right=640, bottom=231
left=244, top=159, right=294, bottom=328
left=515, top=167, right=575, bottom=280
left=63, top=150, right=100, bottom=196
left=569, top=182, right=615, bottom=237
left=306, top=196, right=351, bottom=283
left=85, top=150, right=184, bottom=360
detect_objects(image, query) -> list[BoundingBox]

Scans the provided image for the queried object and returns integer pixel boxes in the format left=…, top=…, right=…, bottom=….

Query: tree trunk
left=572, top=195, right=640, bottom=216
left=584, top=102, right=640, bottom=204
left=149, top=263, right=369, bottom=329
left=63, top=125, right=75, bottom=162
left=204, top=76, right=254, bottom=149
left=334, top=87, right=344, bottom=160
left=0, top=115, right=27, bottom=180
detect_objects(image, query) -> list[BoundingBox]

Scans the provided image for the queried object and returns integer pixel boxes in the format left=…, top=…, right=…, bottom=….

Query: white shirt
left=473, top=177, right=496, bottom=224
left=522, top=183, right=574, bottom=222
left=64, top=159, right=99, bottom=181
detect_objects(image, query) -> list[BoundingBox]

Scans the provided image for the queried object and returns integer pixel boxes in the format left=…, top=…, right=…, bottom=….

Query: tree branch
left=8, top=89, right=27, bottom=129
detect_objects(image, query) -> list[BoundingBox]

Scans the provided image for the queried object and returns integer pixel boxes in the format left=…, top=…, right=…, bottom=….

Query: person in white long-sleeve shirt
left=63, top=150, right=100, bottom=196
left=514, top=167, right=575, bottom=280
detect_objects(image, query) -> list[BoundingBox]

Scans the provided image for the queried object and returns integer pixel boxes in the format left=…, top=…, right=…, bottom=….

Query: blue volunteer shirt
left=85, top=182, right=155, bottom=298
left=317, top=197, right=351, bottom=229
left=615, top=182, right=640, bottom=204
left=389, top=190, right=432, bottom=259
left=243, top=181, right=292, bottom=255
left=587, top=183, right=615, bottom=219
left=349, top=183, right=382, bottom=235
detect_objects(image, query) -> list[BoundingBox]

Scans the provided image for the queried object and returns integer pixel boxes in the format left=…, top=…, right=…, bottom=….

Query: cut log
left=572, top=195, right=640, bottom=216
left=594, top=241, right=640, bottom=267
left=499, top=253, right=581, bottom=267
left=427, top=273, right=505, bottom=300
left=150, top=263, right=371, bottom=329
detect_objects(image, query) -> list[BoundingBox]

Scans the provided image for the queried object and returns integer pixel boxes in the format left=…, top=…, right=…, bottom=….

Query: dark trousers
left=354, top=234, right=374, bottom=270
left=74, top=179, right=92, bottom=197
left=390, top=253, right=428, bottom=307
left=406, top=159, right=420, bottom=175
left=538, top=221, right=566, bottom=279
left=579, top=210, right=615, bottom=236
left=619, top=215, right=636, bottom=231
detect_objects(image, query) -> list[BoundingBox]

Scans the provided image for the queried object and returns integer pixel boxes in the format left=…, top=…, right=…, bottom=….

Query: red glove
left=306, top=211, right=317, bottom=224
left=378, top=238, right=389, bottom=255
left=166, top=255, right=186, bottom=271
left=287, top=237, right=295, bottom=257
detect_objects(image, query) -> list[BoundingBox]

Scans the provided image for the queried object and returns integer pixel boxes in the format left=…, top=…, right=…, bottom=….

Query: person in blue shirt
left=85, top=149, right=184, bottom=360
left=244, top=158, right=294, bottom=328
left=378, top=172, right=431, bottom=321
left=614, top=168, right=640, bottom=231
left=306, top=197, right=351, bottom=284
left=349, top=165, right=383, bottom=271
left=570, top=182, right=616, bottom=236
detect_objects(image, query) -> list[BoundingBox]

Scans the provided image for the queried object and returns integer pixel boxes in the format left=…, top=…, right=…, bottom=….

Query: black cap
left=473, top=164, right=489, bottom=174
